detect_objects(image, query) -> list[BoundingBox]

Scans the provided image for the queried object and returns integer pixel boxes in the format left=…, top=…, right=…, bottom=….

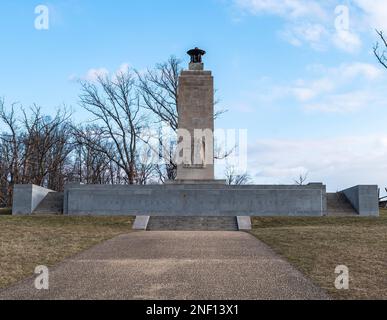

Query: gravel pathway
left=0, top=231, right=329, bottom=300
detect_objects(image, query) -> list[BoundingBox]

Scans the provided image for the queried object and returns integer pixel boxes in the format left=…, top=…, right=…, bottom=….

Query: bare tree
left=136, top=57, right=181, bottom=181
left=294, top=172, right=309, bottom=186
left=0, top=100, right=22, bottom=206
left=225, top=165, right=251, bottom=185
left=137, top=56, right=231, bottom=181
left=0, top=100, right=74, bottom=206
left=20, top=105, right=73, bottom=188
left=374, top=30, right=387, bottom=69
left=1, top=53, right=235, bottom=206
left=77, top=70, right=146, bottom=184
left=137, top=56, right=181, bottom=131
left=71, top=126, right=114, bottom=184
left=135, top=146, right=158, bottom=185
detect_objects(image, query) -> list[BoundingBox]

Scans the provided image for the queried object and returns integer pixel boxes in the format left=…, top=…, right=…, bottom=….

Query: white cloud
left=235, top=0, right=327, bottom=20
left=67, top=73, right=78, bottom=82
left=115, top=63, right=130, bottom=76
left=333, top=30, right=362, bottom=53
left=353, top=0, right=387, bottom=31
left=304, top=90, right=380, bottom=113
left=338, top=62, right=382, bottom=80
left=281, top=23, right=328, bottom=50
left=291, top=77, right=334, bottom=101
left=248, top=62, right=385, bottom=114
left=234, top=103, right=256, bottom=113
left=235, top=0, right=332, bottom=50
left=69, top=63, right=131, bottom=83
left=248, top=134, right=387, bottom=190
left=111, top=63, right=131, bottom=82
left=85, top=68, right=109, bottom=81
left=284, top=62, right=384, bottom=112
left=233, top=0, right=368, bottom=52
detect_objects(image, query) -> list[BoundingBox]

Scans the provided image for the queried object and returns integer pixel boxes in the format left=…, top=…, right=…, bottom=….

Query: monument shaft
left=176, top=52, right=215, bottom=181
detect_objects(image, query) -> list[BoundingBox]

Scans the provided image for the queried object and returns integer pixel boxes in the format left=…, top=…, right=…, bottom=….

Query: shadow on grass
left=252, top=209, right=387, bottom=229
left=0, top=208, right=12, bottom=216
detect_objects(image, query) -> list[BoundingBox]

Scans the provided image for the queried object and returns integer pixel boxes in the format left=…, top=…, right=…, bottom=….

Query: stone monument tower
left=176, top=47, right=215, bottom=182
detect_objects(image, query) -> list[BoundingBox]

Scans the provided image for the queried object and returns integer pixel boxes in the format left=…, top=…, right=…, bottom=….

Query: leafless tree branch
left=374, top=30, right=387, bottom=69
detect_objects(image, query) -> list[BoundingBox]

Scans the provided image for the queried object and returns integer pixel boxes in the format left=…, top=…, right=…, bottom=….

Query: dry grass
left=250, top=210, right=387, bottom=300
left=0, top=215, right=133, bottom=289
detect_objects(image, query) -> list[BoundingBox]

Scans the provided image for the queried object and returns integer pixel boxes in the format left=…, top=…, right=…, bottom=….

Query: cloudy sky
left=1, top=0, right=387, bottom=191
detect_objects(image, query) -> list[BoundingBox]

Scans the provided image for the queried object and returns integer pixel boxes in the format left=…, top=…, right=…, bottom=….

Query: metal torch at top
left=187, top=47, right=206, bottom=71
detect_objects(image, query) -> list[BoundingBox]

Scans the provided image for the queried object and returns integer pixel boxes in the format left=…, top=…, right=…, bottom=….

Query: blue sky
left=1, top=0, right=387, bottom=190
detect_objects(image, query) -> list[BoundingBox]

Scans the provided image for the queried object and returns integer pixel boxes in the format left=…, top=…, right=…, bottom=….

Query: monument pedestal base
left=166, top=179, right=226, bottom=185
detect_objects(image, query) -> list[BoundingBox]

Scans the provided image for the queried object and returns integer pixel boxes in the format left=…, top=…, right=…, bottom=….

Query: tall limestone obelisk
left=176, top=48, right=215, bottom=182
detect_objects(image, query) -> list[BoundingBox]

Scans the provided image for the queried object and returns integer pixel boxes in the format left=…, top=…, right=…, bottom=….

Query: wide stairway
left=147, top=216, right=239, bottom=231
left=33, top=192, right=64, bottom=215
left=326, top=192, right=357, bottom=216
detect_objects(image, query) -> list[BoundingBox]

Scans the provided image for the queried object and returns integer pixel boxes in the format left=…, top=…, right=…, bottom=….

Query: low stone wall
left=63, top=183, right=326, bottom=217
left=12, top=183, right=379, bottom=217
left=12, top=185, right=54, bottom=215
left=342, top=185, right=379, bottom=216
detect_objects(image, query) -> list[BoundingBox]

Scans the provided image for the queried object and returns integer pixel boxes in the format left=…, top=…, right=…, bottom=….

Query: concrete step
left=147, top=216, right=239, bottom=231
left=326, top=192, right=357, bottom=216
left=33, top=192, right=64, bottom=215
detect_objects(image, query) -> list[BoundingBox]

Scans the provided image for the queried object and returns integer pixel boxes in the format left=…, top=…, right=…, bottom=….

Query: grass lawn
left=251, top=210, right=387, bottom=300
left=0, top=215, right=133, bottom=289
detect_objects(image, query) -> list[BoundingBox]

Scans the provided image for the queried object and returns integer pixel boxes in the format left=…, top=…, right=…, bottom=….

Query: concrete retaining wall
left=12, top=185, right=54, bottom=215
left=63, top=183, right=326, bottom=217
left=12, top=183, right=379, bottom=217
left=342, top=185, right=379, bottom=216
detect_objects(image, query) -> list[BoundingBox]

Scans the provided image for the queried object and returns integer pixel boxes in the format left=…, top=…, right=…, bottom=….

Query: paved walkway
left=0, top=232, right=329, bottom=300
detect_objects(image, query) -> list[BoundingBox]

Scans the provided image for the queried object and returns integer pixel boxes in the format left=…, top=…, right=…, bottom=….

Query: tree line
left=0, top=57, right=181, bottom=207
left=0, top=57, right=249, bottom=208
